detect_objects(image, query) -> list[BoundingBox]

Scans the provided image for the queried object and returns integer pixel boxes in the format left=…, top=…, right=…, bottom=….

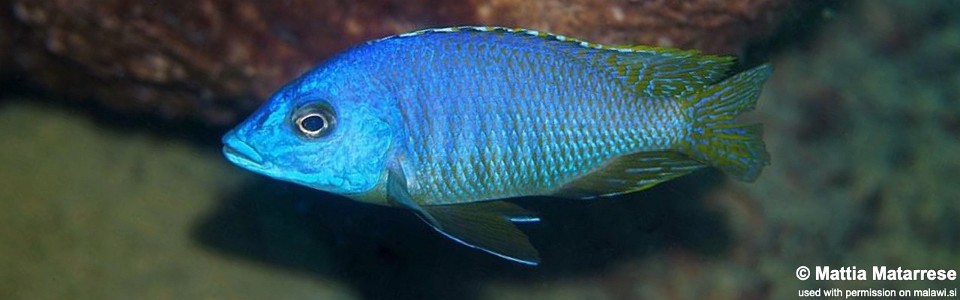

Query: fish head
left=221, top=67, right=395, bottom=196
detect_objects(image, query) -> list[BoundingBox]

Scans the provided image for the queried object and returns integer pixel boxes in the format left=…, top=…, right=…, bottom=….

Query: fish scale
left=369, top=32, right=675, bottom=204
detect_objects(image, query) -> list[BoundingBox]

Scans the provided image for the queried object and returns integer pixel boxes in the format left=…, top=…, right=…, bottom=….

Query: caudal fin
left=681, top=65, right=772, bottom=182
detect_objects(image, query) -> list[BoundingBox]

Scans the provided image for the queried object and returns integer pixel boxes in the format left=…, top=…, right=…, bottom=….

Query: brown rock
left=4, top=0, right=794, bottom=126
left=474, top=0, right=789, bottom=53
left=0, top=3, right=17, bottom=73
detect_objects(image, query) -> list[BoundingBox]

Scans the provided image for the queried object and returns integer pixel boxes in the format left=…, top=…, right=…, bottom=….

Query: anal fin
left=556, top=151, right=705, bottom=199
left=425, top=201, right=541, bottom=265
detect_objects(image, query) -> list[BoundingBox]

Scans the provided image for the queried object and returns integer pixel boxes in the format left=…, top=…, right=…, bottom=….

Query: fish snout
left=222, top=132, right=265, bottom=169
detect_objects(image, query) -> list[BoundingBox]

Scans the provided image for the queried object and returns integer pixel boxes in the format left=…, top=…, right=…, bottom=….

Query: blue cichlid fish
left=222, top=26, right=772, bottom=265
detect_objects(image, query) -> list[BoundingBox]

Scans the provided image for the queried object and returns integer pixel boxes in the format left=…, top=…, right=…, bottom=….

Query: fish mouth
left=222, top=134, right=265, bottom=169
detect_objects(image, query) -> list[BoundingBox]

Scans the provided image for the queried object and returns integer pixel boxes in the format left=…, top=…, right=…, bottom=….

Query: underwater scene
left=2, top=0, right=959, bottom=299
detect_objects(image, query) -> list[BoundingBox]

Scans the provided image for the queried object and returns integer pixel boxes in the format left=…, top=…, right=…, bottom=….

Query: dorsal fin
left=375, top=26, right=736, bottom=98
left=555, top=151, right=706, bottom=199
left=578, top=46, right=735, bottom=98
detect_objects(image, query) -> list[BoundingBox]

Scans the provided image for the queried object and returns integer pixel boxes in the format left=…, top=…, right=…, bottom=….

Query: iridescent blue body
left=369, top=30, right=686, bottom=204
left=222, top=27, right=772, bottom=265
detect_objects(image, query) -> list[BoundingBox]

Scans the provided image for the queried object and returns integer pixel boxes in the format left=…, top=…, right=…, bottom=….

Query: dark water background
left=2, top=1, right=959, bottom=299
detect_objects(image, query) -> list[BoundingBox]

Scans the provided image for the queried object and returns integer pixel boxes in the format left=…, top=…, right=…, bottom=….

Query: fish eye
left=298, top=113, right=328, bottom=134
left=293, top=102, right=336, bottom=138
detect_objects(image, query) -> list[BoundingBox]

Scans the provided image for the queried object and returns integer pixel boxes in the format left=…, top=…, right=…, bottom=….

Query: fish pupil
left=300, top=114, right=326, bottom=133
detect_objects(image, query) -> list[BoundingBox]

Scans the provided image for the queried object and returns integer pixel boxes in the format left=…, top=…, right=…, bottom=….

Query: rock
left=474, top=0, right=789, bottom=53
left=3, top=0, right=795, bottom=126
left=0, top=3, right=17, bottom=73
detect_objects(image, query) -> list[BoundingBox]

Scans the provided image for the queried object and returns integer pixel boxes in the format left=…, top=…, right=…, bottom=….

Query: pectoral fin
left=424, top=201, right=541, bottom=265
left=386, top=165, right=439, bottom=226
left=385, top=165, right=541, bottom=265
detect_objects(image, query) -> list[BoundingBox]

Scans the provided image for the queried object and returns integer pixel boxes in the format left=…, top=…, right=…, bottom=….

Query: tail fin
left=681, top=65, right=772, bottom=182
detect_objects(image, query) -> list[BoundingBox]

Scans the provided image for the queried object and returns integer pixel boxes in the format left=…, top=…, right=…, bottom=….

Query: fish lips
left=222, top=132, right=266, bottom=170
